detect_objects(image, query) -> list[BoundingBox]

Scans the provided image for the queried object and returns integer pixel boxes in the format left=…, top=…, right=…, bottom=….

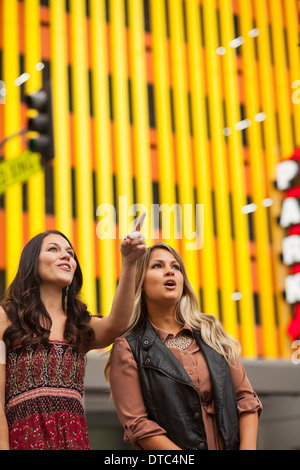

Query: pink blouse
left=109, top=322, right=262, bottom=450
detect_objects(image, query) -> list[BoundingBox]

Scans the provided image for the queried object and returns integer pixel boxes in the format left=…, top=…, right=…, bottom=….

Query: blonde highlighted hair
left=105, top=243, right=240, bottom=380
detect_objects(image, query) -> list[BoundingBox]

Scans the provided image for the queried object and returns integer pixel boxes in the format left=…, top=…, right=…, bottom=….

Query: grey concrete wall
left=242, top=360, right=300, bottom=450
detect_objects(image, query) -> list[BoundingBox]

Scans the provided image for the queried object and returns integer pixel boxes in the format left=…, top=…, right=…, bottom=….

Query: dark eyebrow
left=46, top=242, right=74, bottom=253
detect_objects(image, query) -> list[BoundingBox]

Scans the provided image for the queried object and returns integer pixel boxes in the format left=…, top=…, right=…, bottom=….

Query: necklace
left=164, top=334, right=193, bottom=350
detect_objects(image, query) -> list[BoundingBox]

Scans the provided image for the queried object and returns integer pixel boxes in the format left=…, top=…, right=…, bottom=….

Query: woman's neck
left=39, top=285, right=64, bottom=317
left=146, top=303, right=183, bottom=335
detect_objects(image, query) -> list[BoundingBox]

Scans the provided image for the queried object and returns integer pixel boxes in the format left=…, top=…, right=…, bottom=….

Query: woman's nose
left=165, top=267, right=175, bottom=276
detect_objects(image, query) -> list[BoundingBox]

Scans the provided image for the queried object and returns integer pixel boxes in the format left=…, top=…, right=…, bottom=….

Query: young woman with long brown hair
left=0, top=215, right=146, bottom=450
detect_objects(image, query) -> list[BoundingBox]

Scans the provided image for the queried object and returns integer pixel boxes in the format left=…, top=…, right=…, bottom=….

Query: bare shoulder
left=88, top=315, right=103, bottom=324
left=87, top=314, right=103, bottom=332
left=0, top=307, right=10, bottom=339
left=0, top=306, right=7, bottom=322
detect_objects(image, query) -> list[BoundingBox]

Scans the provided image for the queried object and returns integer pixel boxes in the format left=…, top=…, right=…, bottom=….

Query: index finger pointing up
left=131, top=211, right=146, bottom=233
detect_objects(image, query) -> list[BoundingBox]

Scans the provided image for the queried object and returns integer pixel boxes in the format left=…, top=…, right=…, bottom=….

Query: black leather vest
left=126, top=320, right=239, bottom=450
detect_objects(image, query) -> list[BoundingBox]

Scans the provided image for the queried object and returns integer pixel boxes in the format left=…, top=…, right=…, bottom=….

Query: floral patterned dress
left=5, top=341, right=91, bottom=450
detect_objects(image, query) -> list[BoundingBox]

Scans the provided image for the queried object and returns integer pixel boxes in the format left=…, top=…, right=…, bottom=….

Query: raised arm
left=86, top=213, right=147, bottom=351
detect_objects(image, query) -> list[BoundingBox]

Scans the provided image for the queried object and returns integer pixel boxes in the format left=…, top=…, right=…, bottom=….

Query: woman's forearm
left=105, top=260, right=137, bottom=334
left=137, top=435, right=182, bottom=450
left=239, top=411, right=259, bottom=450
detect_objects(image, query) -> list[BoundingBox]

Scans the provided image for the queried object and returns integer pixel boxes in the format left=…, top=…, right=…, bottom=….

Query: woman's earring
left=64, top=286, right=69, bottom=314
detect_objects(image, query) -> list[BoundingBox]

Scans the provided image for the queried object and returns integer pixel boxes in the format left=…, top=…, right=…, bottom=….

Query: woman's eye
left=172, top=265, right=180, bottom=270
left=48, top=247, right=57, bottom=252
left=152, top=264, right=161, bottom=269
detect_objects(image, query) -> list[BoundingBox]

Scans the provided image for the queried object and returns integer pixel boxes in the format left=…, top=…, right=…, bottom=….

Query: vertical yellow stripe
left=150, top=0, right=178, bottom=249
left=238, top=0, right=278, bottom=357
left=284, top=0, right=300, bottom=147
left=269, top=0, right=294, bottom=159
left=186, top=0, right=219, bottom=318
left=2, top=0, right=23, bottom=285
left=128, top=0, right=153, bottom=244
left=110, top=0, right=134, bottom=237
left=168, top=0, right=199, bottom=300
left=202, top=0, right=237, bottom=339
left=24, top=0, right=45, bottom=238
left=254, top=0, right=291, bottom=357
left=218, top=0, right=256, bottom=356
left=50, top=0, right=73, bottom=238
left=90, top=0, right=116, bottom=316
left=69, top=0, right=96, bottom=313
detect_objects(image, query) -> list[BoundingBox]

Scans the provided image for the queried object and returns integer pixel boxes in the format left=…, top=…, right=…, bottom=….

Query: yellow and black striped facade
left=0, top=0, right=299, bottom=360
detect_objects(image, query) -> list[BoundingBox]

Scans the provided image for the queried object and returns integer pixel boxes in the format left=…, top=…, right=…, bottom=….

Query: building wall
left=0, top=0, right=299, bottom=362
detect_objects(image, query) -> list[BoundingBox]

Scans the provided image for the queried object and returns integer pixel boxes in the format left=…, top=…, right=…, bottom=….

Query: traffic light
left=25, top=84, right=54, bottom=165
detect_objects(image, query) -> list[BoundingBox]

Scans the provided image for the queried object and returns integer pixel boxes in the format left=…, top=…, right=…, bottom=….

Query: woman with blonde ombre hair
left=107, top=242, right=262, bottom=451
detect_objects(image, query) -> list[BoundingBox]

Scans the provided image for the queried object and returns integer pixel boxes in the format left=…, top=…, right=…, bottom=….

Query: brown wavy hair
left=1, top=230, right=94, bottom=351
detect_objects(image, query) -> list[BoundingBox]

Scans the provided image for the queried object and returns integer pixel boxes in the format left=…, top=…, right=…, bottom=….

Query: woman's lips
left=57, top=263, right=71, bottom=271
left=164, top=280, right=176, bottom=289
